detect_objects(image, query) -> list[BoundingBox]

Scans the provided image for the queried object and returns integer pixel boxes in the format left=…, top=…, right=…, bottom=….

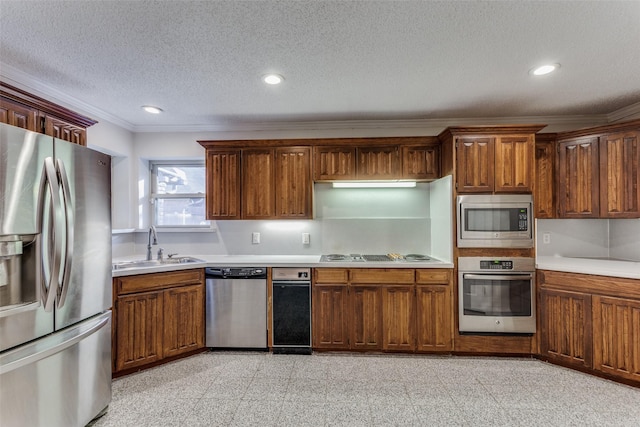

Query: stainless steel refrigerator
left=0, top=124, right=112, bottom=427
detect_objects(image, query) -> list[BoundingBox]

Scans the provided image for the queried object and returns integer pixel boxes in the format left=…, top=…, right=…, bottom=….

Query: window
left=150, top=161, right=208, bottom=227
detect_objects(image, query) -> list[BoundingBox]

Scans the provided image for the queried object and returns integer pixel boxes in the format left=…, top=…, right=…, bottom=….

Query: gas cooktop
left=319, top=254, right=432, bottom=263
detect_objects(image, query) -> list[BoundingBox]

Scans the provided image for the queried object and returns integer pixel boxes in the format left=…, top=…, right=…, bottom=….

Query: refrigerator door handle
left=39, top=157, right=63, bottom=312
left=0, top=313, right=110, bottom=375
left=55, top=159, right=74, bottom=308
left=0, top=301, right=40, bottom=319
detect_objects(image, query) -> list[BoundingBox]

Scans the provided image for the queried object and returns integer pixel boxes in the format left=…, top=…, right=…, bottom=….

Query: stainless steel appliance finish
left=458, top=257, right=536, bottom=334
left=205, top=267, right=267, bottom=349
left=457, top=194, right=533, bottom=248
left=271, top=268, right=311, bottom=354
left=0, top=124, right=112, bottom=427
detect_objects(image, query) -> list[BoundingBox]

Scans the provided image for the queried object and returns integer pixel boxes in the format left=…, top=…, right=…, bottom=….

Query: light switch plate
left=302, top=233, right=310, bottom=245
left=252, top=232, right=260, bottom=244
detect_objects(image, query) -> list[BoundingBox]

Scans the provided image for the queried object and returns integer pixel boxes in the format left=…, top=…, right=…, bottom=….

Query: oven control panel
left=479, top=260, right=513, bottom=270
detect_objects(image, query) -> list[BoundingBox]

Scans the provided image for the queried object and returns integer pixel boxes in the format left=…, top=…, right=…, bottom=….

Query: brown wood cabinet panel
left=314, top=146, right=356, bottom=180
left=314, top=268, right=349, bottom=284
left=456, top=137, right=495, bottom=192
left=115, top=269, right=204, bottom=295
left=557, top=137, right=600, bottom=218
left=312, top=284, right=350, bottom=350
left=43, top=114, right=87, bottom=146
left=350, top=285, right=383, bottom=350
left=163, top=284, right=204, bottom=358
left=242, top=149, right=275, bottom=218
left=592, top=295, right=640, bottom=382
left=356, top=146, right=400, bottom=179
left=402, top=145, right=440, bottom=179
left=382, top=285, right=415, bottom=352
left=275, top=147, right=312, bottom=218
left=534, top=137, right=556, bottom=218
left=415, top=269, right=451, bottom=284
left=205, top=150, right=241, bottom=219
left=495, top=135, right=533, bottom=193
left=350, top=268, right=414, bottom=284
left=0, top=98, right=39, bottom=132
left=115, top=291, right=164, bottom=371
left=539, top=288, right=592, bottom=369
left=599, top=131, right=640, bottom=218
left=416, top=285, right=453, bottom=352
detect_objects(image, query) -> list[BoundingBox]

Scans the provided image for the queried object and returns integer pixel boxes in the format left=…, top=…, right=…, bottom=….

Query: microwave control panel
left=480, top=260, right=513, bottom=270
left=518, top=210, right=528, bottom=231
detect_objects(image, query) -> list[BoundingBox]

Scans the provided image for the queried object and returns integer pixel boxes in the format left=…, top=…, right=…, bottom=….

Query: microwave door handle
left=462, top=273, right=534, bottom=281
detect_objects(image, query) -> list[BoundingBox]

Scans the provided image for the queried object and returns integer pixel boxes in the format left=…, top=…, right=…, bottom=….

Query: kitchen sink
left=112, top=256, right=206, bottom=270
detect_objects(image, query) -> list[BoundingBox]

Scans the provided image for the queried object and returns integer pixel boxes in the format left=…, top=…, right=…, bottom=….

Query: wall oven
left=457, top=194, right=533, bottom=248
left=458, top=257, right=535, bottom=334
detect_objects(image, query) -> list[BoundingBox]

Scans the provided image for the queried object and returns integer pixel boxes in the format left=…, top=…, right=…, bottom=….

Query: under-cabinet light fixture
left=332, top=181, right=417, bottom=189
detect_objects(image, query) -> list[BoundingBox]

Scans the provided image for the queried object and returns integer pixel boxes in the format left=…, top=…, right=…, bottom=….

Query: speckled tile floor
left=91, top=352, right=640, bottom=427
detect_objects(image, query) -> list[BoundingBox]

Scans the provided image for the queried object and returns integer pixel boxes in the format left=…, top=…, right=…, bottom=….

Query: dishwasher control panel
left=272, top=268, right=310, bottom=281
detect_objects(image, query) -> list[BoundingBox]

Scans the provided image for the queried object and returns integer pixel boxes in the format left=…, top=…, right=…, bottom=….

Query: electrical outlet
left=543, top=232, right=551, bottom=244
left=252, top=232, right=260, bottom=244
left=302, top=233, right=310, bottom=245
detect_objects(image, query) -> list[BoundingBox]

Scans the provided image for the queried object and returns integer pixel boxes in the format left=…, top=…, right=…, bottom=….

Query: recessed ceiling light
left=263, top=74, right=284, bottom=85
left=530, top=63, right=560, bottom=76
left=142, top=105, right=163, bottom=114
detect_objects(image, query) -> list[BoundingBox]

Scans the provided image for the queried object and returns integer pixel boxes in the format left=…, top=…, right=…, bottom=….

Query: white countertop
left=112, top=254, right=454, bottom=277
left=536, top=255, right=640, bottom=280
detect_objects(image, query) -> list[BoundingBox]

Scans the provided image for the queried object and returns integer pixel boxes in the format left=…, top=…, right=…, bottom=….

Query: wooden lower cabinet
left=312, top=268, right=453, bottom=353
left=113, top=269, right=205, bottom=374
left=539, top=288, right=592, bottom=369
left=592, top=295, right=640, bottom=382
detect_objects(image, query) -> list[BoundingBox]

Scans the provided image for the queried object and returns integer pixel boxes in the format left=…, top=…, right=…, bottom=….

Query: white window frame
left=149, top=160, right=208, bottom=228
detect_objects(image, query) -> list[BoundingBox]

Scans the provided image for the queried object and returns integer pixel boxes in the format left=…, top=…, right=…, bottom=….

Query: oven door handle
left=462, top=273, right=533, bottom=281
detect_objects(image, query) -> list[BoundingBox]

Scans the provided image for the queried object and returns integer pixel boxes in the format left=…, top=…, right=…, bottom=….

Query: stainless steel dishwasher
left=205, top=267, right=267, bottom=349
left=271, top=268, right=312, bottom=354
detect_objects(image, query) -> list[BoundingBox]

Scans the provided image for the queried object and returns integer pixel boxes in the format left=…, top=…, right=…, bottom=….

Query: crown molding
left=608, top=101, right=640, bottom=123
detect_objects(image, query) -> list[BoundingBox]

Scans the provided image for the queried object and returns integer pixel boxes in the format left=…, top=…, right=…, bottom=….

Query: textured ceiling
left=1, top=0, right=639, bottom=131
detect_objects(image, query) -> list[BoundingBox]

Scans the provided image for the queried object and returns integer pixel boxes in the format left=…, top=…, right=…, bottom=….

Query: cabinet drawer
left=416, top=269, right=451, bottom=284
left=350, top=269, right=415, bottom=284
left=314, top=268, right=349, bottom=284
left=116, top=269, right=204, bottom=294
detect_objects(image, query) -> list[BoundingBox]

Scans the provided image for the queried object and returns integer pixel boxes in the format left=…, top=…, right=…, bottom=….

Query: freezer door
left=0, top=311, right=112, bottom=427
left=53, top=140, right=111, bottom=330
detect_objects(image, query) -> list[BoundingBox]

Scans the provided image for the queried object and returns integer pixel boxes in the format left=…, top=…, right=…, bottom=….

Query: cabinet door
left=557, top=138, right=599, bottom=218
left=592, top=295, right=640, bottom=382
left=0, top=98, right=39, bottom=132
left=312, top=284, right=350, bottom=350
left=539, top=289, right=592, bottom=369
left=205, top=149, right=241, bottom=219
left=534, top=138, right=556, bottom=218
left=402, top=145, right=440, bottom=179
left=43, top=115, right=86, bottom=145
left=495, top=136, right=533, bottom=193
left=242, top=149, right=275, bottom=218
left=115, top=291, right=164, bottom=372
left=275, top=147, right=312, bottom=218
left=163, top=284, right=205, bottom=358
left=381, top=285, right=415, bottom=352
left=350, top=285, right=383, bottom=350
left=415, top=285, right=453, bottom=352
left=456, top=137, right=495, bottom=192
left=599, top=131, right=640, bottom=218
left=356, top=146, right=400, bottom=179
left=314, top=146, right=356, bottom=180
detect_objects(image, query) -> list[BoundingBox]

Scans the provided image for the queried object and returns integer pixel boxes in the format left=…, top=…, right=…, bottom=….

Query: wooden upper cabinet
left=356, top=146, right=400, bottom=179
left=599, top=131, right=640, bottom=218
left=557, top=137, right=600, bottom=218
left=0, top=97, right=39, bottom=132
left=456, top=136, right=495, bottom=192
left=402, top=145, right=440, bottom=180
left=242, top=149, right=275, bottom=218
left=495, top=135, right=533, bottom=193
left=314, top=146, right=356, bottom=180
left=275, top=147, right=312, bottom=218
left=205, top=149, right=241, bottom=219
left=534, top=135, right=556, bottom=218
left=43, top=114, right=86, bottom=146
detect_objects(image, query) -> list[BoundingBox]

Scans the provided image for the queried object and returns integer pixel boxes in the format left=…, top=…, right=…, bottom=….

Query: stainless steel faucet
left=146, top=226, right=158, bottom=260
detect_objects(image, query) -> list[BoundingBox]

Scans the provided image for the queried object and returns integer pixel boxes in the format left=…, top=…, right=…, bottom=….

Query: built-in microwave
left=457, top=194, right=533, bottom=248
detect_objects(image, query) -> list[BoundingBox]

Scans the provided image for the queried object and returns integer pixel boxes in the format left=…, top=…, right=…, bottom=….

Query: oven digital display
left=479, top=260, right=513, bottom=270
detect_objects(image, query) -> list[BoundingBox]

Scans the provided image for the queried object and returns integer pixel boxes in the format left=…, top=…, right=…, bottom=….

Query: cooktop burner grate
left=362, top=255, right=392, bottom=262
